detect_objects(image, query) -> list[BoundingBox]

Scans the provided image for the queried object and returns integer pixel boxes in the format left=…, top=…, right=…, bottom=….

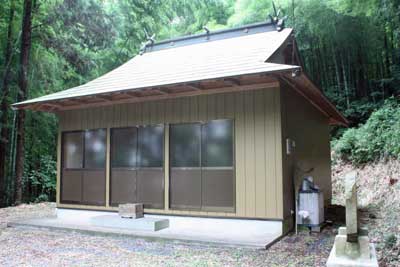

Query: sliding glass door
left=110, top=127, right=138, bottom=206
left=201, top=120, right=234, bottom=212
left=137, top=125, right=164, bottom=209
left=169, top=123, right=202, bottom=210
left=169, top=119, right=234, bottom=212
left=61, top=129, right=106, bottom=206
left=110, top=125, right=164, bottom=209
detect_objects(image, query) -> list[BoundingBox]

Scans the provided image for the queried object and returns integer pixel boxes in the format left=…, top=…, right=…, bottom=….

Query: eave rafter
left=17, top=74, right=280, bottom=112
left=223, top=77, right=241, bottom=87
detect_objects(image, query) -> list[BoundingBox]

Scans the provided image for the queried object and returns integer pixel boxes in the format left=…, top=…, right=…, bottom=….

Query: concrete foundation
left=8, top=208, right=283, bottom=248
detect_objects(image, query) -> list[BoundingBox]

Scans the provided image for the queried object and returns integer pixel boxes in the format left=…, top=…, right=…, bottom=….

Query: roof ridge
left=143, top=21, right=277, bottom=53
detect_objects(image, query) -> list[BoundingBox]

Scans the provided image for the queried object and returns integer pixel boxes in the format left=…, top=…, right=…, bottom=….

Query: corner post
left=56, top=130, right=61, bottom=205
left=105, top=127, right=111, bottom=207
left=164, top=124, right=169, bottom=211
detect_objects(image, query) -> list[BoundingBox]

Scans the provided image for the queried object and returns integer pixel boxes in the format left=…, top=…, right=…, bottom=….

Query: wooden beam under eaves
left=61, top=99, right=83, bottom=106
left=184, top=82, right=203, bottom=90
left=57, top=81, right=279, bottom=111
left=95, top=95, right=113, bottom=102
left=153, top=89, right=168, bottom=95
left=125, top=91, right=141, bottom=97
left=223, top=78, right=241, bottom=86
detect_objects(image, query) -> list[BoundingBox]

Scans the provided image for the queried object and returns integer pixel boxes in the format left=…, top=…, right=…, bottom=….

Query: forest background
left=0, top=0, right=399, bottom=206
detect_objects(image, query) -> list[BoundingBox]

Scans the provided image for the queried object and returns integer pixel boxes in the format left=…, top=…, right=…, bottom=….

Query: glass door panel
left=169, top=123, right=202, bottom=210
left=61, top=132, right=84, bottom=204
left=201, top=120, right=234, bottom=211
left=137, top=125, right=164, bottom=209
left=110, top=127, right=138, bottom=206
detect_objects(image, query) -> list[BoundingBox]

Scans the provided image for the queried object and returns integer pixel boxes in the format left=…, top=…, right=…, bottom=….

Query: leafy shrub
left=23, top=155, right=57, bottom=203
left=333, top=98, right=400, bottom=164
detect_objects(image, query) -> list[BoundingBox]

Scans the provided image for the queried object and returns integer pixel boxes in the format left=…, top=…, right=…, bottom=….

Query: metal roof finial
left=268, top=2, right=287, bottom=32
left=140, top=29, right=156, bottom=55
left=203, top=26, right=210, bottom=40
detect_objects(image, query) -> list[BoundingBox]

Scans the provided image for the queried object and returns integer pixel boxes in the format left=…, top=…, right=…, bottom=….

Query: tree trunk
left=0, top=0, right=16, bottom=207
left=331, top=45, right=342, bottom=99
left=384, top=32, right=391, bottom=77
left=341, top=53, right=350, bottom=110
left=14, top=0, right=33, bottom=205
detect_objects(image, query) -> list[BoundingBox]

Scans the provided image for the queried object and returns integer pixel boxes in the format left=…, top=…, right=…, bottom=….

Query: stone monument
left=326, top=171, right=378, bottom=267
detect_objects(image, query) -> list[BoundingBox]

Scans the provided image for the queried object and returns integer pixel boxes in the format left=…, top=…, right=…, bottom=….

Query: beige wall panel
left=254, top=90, right=266, bottom=218
left=274, top=89, right=284, bottom=219
left=58, top=88, right=283, bottom=219
left=189, top=97, right=199, bottom=121
left=234, top=92, right=246, bottom=217
left=244, top=93, right=256, bottom=217
left=216, top=93, right=225, bottom=118
left=206, top=94, right=217, bottom=120
left=264, top=89, right=277, bottom=218
left=197, top=95, right=208, bottom=122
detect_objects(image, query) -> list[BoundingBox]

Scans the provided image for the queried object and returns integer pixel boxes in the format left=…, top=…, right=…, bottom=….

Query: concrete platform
left=8, top=208, right=283, bottom=248
left=91, top=215, right=169, bottom=231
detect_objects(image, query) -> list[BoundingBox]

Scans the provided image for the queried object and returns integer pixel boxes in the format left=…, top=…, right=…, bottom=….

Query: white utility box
left=297, top=191, right=324, bottom=231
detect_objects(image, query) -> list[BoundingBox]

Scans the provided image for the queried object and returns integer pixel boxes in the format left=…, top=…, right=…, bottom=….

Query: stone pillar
left=326, top=171, right=378, bottom=267
left=345, top=171, right=359, bottom=243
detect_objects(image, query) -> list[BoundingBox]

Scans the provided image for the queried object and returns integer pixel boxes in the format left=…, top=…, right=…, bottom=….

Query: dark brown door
left=169, top=123, right=202, bottom=210
left=169, top=119, right=234, bottom=212
left=137, top=125, right=164, bottom=209
left=201, top=119, right=234, bottom=212
left=61, top=129, right=106, bottom=206
left=110, top=127, right=138, bottom=206
left=83, top=129, right=106, bottom=205
left=61, top=132, right=84, bottom=204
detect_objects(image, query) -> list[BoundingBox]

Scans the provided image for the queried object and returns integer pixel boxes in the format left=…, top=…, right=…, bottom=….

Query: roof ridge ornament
left=203, top=26, right=210, bottom=40
left=268, top=1, right=287, bottom=32
left=140, top=29, right=156, bottom=55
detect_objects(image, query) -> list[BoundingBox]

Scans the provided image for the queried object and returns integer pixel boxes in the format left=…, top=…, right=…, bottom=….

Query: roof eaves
left=13, top=65, right=299, bottom=110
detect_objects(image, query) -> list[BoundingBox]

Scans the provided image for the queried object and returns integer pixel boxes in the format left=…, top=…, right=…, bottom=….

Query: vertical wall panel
left=244, top=92, right=256, bottom=217
left=234, top=92, right=246, bottom=217
left=59, top=87, right=283, bottom=219
left=265, top=89, right=277, bottom=218
left=189, top=97, right=198, bottom=121
left=216, top=94, right=225, bottom=118
left=254, top=90, right=266, bottom=217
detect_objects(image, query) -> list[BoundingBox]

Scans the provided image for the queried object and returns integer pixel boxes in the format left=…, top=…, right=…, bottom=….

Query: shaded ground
left=0, top=203, right=334, bottom=267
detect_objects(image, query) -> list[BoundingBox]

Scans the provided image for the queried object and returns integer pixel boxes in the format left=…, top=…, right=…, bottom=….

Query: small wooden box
left=119, top=203, right=144, bottom=219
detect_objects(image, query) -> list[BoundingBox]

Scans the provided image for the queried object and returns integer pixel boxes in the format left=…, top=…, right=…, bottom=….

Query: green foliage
left=23, top=155, right=57, bottom=203
left=333, top=99, right=400, bottom=164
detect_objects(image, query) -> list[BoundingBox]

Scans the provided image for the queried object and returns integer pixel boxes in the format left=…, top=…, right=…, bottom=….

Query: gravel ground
left=0, top=203, right=336, bottom=267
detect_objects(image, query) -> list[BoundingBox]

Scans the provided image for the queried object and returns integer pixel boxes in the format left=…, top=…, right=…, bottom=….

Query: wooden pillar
left=105, top=127, right=111, bottom=207
left=164, top=124, right=169, bottom=211
left=56, top=130, right=61, bottom=205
